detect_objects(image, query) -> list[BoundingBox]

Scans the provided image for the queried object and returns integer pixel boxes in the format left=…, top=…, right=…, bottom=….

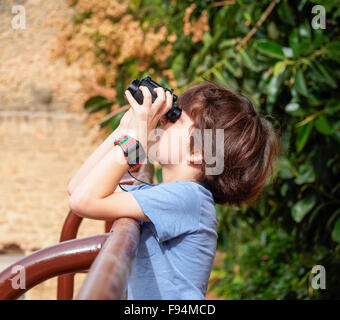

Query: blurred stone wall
left=0, top=0, right=104, bottom=252
left=0, top=0, right=105, bottom=299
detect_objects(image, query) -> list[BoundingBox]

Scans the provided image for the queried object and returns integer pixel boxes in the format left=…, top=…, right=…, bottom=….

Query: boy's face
left=149, top=110, right=195, bottom=165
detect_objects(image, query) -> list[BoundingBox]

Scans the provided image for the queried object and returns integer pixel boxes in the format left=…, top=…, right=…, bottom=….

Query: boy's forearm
left=69, top=145, right=129, bottom=207
left=67, top=126, right=123, bottom=195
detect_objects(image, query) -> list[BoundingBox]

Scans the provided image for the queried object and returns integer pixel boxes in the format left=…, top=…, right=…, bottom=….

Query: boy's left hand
left=121, top=86, right=173, bottom=149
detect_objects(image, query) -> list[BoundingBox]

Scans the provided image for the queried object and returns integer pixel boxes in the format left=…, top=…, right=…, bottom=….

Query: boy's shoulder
left=122, top=180, right=214, bottom=208
left=124, top=179, right=209, bottom=195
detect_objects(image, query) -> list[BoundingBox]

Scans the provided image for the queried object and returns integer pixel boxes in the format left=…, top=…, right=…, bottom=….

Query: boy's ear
left=185, top=150, right=203, bottom=165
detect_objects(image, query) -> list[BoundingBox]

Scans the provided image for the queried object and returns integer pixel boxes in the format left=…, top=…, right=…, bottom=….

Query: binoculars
left=126, top=76, right=182, bottom=122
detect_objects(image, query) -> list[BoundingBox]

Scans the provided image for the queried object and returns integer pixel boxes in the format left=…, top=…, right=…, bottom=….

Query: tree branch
left=236, top=0, right=277, bottom=51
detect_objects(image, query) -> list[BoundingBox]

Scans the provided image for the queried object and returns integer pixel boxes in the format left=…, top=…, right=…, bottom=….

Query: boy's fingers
left=152, top=87, right=166, bottom=111
left=164, top=91, right=173, bottom=113
left=139, top=86, right=152, bottom=107
left=125, top=90, right=140, bottom=111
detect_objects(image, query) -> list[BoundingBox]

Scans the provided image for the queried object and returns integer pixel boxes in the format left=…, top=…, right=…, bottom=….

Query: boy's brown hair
left=178, top=81, right=280, bottom=207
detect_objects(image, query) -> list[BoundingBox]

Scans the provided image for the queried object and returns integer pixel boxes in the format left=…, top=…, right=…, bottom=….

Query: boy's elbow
left=68, top=196, right=92, bottom=218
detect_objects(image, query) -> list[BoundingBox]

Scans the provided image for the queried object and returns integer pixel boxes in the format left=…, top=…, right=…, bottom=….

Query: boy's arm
left=68, top=86, right=171, bottom=222
left=67, top=127, right=123, bottom=195
left=68, top=144, right=151, bottom=222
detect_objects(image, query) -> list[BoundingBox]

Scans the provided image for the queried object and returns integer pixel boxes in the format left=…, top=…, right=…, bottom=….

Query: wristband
left=114, top=135, right=146, bottom=170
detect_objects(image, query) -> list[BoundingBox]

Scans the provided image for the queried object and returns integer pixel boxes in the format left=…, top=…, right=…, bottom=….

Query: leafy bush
left=59, top=0, right=340, bottom=299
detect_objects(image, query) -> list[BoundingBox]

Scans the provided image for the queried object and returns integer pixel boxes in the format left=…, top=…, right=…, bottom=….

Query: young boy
left=68, top=81, right=279, bottom=300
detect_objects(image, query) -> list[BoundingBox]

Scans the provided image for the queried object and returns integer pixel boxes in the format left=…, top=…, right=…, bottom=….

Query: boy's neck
left=161, top=164, right=199, bottom=183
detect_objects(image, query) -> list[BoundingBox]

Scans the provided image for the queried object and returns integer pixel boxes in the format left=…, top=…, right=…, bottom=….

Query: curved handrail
left=76, top=218, right=140, bottom=300
left=0, top=234, right=109, bottom=300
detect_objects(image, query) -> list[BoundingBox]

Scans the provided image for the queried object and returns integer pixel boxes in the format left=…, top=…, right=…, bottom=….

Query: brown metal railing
left=76, top=218, right=140, bottom=300
left=0, top=234, right=108, bottom=300
left=0, top=164, right=153, bottom=300
left=57, top=211, right=83, bottom=299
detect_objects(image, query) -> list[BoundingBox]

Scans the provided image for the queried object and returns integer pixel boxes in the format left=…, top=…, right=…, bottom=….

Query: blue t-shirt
left=121, top=180, right=218, bottom=300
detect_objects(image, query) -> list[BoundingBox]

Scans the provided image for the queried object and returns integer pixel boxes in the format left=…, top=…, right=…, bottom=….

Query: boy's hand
left=121, top=86, right=173, bottom=149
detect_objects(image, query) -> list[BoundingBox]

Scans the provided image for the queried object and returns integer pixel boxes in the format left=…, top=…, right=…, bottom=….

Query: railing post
left=76, top=218, right=140, bottom=300
left=57, top=210, right=83, bottom=300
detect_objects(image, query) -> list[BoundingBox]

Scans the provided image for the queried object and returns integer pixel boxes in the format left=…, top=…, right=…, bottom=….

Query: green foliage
left=212, top=205, right=312, bottom=299
left=79, top=0, right=340, bottom=299
left=161, top=0, right=340, bottom=299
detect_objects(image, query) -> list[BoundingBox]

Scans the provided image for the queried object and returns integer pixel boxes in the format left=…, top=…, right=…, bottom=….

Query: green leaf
left=203, top=32, right=214, bottom=47
left=266, top=71, right=285, bottom=111
left=84, top=96, right=113, bottom=113
left=267, top=21, right=280, bottom=40
left=298, top=21, right=311, bottom=46
left=213, top=69, right=236, bottom=88
left=314, top=62, right=337, bottom=88
left=273, top=61, right=286, bottom=77
left=109, top=110, right=126, bottom=131
left=171, top=53, right=185, bottom=83
left=239, top=48, right=261, bottom=72
left=294, top=69, right=308, bottom=96
left=295, top=162, right=315, bottom=185
left=255, top=40, right=285, bottom=59
left=289, top=29, right=299, bottom=56
left=155, top=167, right=163, bottom=183
left=277, top=156, right=297, bottom=179
left=222, top=59, right=242, bottom=78
left=331, top=218, right=340, bottom=243
left=280, top=183, right=289, bottom=196
left=291, top=195, right=317, bottom=223
left=188, top=54, right=201, bottom=75
left=285, top=102, right=308, bottom=116
left=278, top=1, right=295, bottom=26
left=218, top=39, right=235, bottom=50
left=313, top=246, right=329, bottom=261
left=288, top=21, right=312, bottom=56
left=311, top=29, right=328, bottom=51
left=298, top=0, right=308, bottom=11
left=315, top=115, right=333, bottom=135
left=296, top=121, right=313, bottom=152
left=325, top=41, right=340, bottom=63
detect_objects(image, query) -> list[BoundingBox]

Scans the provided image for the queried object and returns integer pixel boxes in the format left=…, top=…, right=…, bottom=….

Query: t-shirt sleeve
left=118, top=184, right=147, bottom=227
left=127, top=181, right=202, bottom=243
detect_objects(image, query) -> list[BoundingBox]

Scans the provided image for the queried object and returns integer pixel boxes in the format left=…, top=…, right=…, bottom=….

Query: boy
left=68, top=81, right=279, bottom=299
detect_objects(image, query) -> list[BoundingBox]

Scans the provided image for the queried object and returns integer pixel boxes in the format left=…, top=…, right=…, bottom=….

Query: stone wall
left=0, top=111, right=105, bottom=252
left=0, top=0, right=103, bottom=254
left=0, top=0, right=104, bottom=299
